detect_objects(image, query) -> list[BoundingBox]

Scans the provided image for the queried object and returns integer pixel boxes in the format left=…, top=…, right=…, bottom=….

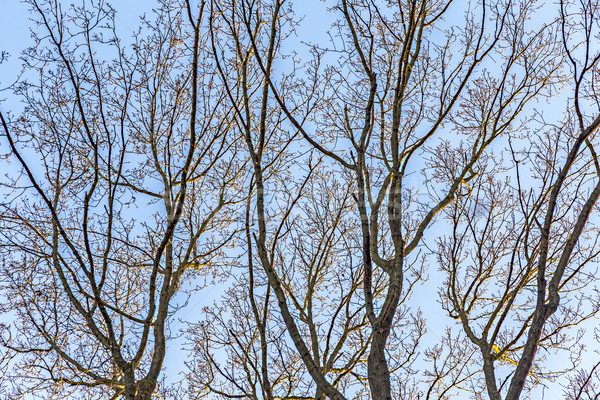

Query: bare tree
left=2, top=0, right=600, bottom=399
left=186, top=169, right=374, bottom=400
left=209, top=0, right=600, bottom=399
left=0, top=1, right=243, bottom=399
left=201, top=2, right=378, bottom=398
left=434, top=0, right=600, bottom=399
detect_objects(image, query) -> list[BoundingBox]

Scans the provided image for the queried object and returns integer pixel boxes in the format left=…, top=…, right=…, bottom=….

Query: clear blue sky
left=1, top=1, right=596, bottom=398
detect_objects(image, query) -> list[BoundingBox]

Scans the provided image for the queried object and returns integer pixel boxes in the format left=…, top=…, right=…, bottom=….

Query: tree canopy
left=1, top=0, right=600, bottom=399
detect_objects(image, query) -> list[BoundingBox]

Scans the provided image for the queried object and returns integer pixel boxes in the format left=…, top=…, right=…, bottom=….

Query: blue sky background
left=1, top=0, right=598, bottom=398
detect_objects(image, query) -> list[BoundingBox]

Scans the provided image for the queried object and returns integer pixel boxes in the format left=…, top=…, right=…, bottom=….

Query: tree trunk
left=368, top=328, right=392, bottom=400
